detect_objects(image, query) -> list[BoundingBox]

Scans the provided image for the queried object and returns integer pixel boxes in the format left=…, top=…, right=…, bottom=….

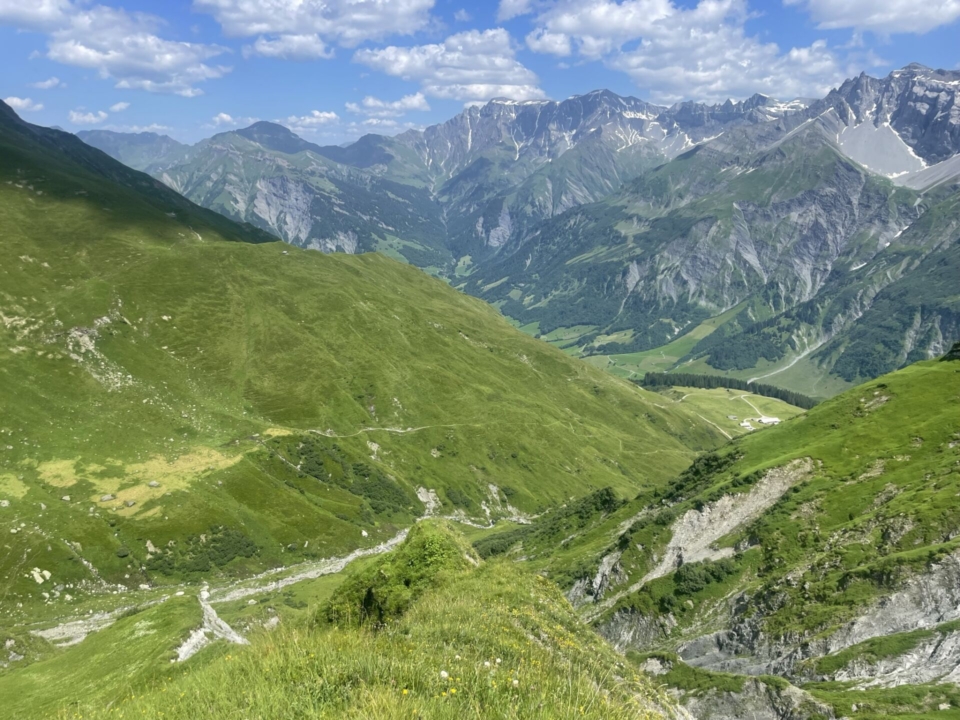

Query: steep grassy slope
left=39, top=523, right=680, bottom=720
left=478, top=349, right=960, bottom=717
left=0, top=103, right=275, bottom=248
left=0, top=104, right=724, bottom=627
left=0, top=596, right=204, bottom=719
left=600, top=354, right=960, bottom=641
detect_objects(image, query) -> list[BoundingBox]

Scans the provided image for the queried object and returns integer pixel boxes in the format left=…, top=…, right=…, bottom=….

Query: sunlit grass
left=67, top=534, right=677, bottom=719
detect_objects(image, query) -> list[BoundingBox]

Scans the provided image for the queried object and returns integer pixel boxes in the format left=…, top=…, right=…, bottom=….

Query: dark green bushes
left=270, top=436, right=423, bottom=517
left=322, top=521, right=477, bottom=627
left=639, top=372, right=818, bottom=409
left=673, top=558, right=738, bottom=596
left=146, top=526, right=258, bottom=576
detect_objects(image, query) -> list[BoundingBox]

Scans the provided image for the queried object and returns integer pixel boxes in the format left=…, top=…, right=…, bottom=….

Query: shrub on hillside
left=322, top=521, right=478, bottom=628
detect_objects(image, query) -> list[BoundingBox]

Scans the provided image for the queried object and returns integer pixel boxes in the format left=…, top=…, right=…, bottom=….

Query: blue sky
left=1, top=0, right=958, bottom=144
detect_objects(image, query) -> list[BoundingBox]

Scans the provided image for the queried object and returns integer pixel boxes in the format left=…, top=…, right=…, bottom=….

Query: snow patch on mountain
left=838, top=122, right=927, bottom=177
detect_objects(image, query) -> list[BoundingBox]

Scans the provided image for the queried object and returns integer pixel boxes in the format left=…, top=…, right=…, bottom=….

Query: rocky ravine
left=578, top=457, right=960, bottom=716
left=575, top=459, right=833, bottom=720
left=642, top=656, right=836, bottom=720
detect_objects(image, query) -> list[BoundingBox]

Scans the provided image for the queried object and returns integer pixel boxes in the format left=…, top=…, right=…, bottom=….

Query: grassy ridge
left=646, top=356, right=960, bottom=641
left=58, top=523, right=678, bottom=720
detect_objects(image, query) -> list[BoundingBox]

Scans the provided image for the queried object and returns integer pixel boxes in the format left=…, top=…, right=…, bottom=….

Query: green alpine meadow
left=1, top=12, right=960, bottom=718
left=0, top=100, right=714, bottom=719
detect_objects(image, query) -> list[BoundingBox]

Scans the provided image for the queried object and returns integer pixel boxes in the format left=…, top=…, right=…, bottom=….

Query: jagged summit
left=818, top=62, right=960, bottom=171
left=487, top=97, right=552, bottom=105
left=896, top=61, right=960, bottom=79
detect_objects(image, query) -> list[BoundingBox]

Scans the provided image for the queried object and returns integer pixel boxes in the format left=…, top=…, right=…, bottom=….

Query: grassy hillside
left=492, top=351, right=960, bottom=630
left=0, top=104, right=726, bottom=627
left=477, top=350, right=960, bottom=717
left=606, top=354, right=960, bottom=636
left=32, top=523, right=679, bottom=720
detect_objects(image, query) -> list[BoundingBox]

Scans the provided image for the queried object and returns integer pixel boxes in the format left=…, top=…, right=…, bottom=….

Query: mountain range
left=77, top=90, right=807, bottom=270
left=3, top=61, right=960, bottom=720
left=78, top=63, right=960, bottom=399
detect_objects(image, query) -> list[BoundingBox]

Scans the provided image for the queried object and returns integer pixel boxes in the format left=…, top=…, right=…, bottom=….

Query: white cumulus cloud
left=31, top=76, right=62, bottom=89
left=280, top=110, right=340, bottom=134
left=4, top=96, right=44, bottom=112
left=209, top=112, right=258, bottom=127
left=354, top=28, right=546, bottom=104
left=68, top=109, right=108, bottom=124
left=525, top=28, right=571, bottom=56
left=785, top=0, right=960, bottom=34
left=497, top=0, right=535, bottom=21
left=109, top=102, right=130, bottom=112
left=0, top=1, right=231, bottom=97
left=0, top=0, right=72, bottom=30
left=346, top=92, right=430, bottom=117
left=523, top=0, right=850, bottom=104
left=243, top=33, right=334, bottom=60
left=48, top=6, right=231, bottom=97
left=194, top=0, right=435, bottom=46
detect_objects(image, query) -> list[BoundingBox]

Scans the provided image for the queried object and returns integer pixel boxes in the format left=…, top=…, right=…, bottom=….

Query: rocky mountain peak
left=232, top=121, right=324, bottom=156
left=399, top=87, right=789, bottom=188
left=664, top=92, right=804, bottom=129
left=898, top=62, right=959, bottom=80
left=827, top=63, right=960, bottom=167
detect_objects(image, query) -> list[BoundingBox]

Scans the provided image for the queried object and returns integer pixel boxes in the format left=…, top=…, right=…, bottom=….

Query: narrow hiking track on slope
left=311, top=424, right=476, bottom=439
left=748, top=339, right=826, bottom=384
left=694, top=413, right=733, bottom=440
left=307, top=418, right=568, bottom=440
left=735, top=394, right=765, bottom=417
